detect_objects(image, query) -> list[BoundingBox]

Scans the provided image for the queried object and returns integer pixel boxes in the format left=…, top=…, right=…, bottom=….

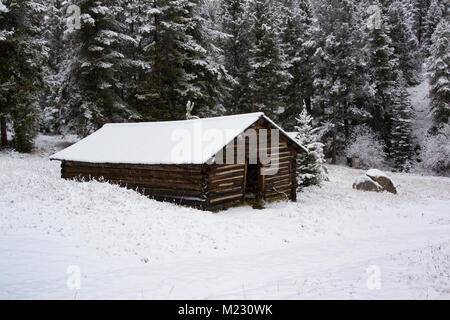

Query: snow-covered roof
left=50, top=112, right=306, bottom=165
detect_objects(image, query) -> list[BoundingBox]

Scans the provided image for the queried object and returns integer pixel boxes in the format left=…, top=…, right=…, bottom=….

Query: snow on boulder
left=366, top=169, right=397, bottom=194
left=352, top=175, right=383, bottom=192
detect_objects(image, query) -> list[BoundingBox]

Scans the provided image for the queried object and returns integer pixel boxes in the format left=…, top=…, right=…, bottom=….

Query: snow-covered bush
left=344, top=125, right=386, bottom=169
left=294, top=108, right=328, bottom=189
left=420, top=124, right=450, bottom=176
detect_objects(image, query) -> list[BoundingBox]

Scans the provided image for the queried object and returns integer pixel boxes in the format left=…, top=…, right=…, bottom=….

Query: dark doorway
left=245, top=163, right=259, bottom=199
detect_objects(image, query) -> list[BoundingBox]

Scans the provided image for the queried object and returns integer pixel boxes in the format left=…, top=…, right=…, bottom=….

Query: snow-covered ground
left=1, top=135, right=449, bottom=299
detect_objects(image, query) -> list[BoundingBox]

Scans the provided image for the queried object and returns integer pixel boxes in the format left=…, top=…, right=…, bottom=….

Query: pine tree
left=62, top=0, right=137, bottom=136
left=39, top=0, right=69, bottom=133
left=390, top=76, right=414, bottom=172
left=422, top=0, right=445, bottom=56
left=279, top=0, right=315, bottom=130
left=294, top=106, right=327, bottom=189
left=219, top=0, right=252, bottom=114
left=118, top=0, right=148, bottom=116
left=0, top=0, right=9, bottom=147
left=427, top=18, right=450, bottom=127
left=199, top=0, right=234, bottom=117
left=386, top=0, right=422, bottom=85
left=410, top=0, right=431, bottom=46
left=248, top=0, right=291, bottom=120
left=310, top=0, right=369, bottom=163
left=136, top=0, right=229, bottom=121
left=366, top=5, right=399, bottom=153
left=0, top=0, right=46, bottom=152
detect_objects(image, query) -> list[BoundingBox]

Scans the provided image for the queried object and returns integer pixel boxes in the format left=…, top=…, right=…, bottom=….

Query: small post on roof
left=186, top=101, right=200, bottom=120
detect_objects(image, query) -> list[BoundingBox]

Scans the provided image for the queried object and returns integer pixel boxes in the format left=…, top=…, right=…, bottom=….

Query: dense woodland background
left=0, top=0, right=448, bottom=174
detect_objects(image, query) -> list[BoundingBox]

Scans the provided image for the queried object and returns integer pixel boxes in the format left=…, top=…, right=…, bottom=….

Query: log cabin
left=50, top=113, right=307, bottom=211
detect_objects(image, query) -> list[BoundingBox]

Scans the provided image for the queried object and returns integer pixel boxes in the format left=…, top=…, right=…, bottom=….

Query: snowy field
left=1, top=135, right=449, bottom=299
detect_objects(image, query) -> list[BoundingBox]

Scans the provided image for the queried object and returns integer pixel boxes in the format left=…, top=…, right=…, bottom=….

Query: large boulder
left=366, top=169, right=397, bottom=194
left=352, top=175, right=383, bottom=192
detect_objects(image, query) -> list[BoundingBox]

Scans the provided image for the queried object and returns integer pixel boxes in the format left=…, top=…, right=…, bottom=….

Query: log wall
left=61, top=161, right=208, bottom=208
left=206, top=163, right=246, bottom=209
left=205, top=118, right=299, bottom=209
left=261, top=136, right=297, bottom=202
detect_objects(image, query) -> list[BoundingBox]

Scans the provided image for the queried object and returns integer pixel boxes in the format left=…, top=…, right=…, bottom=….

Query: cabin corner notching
left=50, top=113, right=307, bottom=211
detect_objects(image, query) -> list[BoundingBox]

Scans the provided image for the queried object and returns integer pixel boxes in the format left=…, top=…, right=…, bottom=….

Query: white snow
left=1, top=135, right=450, bottom=299
left=353, top=175, right=382, bottom=189
left=50, top=112, right=306, bottom=165
left=366, top=169, right=390, bottom=179
left=0, top=3, right=7, bottom=13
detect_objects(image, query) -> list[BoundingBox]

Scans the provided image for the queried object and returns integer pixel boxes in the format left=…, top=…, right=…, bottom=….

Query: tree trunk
left=332, top=102, right=337, bottom=165
left=251, top=94, right=255, bottom=113
left=305, top=97, right=312, bottom=114
left=0, top=116, right=7, bottom=147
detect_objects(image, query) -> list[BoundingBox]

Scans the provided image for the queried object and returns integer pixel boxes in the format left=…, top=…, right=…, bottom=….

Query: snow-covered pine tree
left=365, top=4, right=399, bottom=154
left=310, top=0, right=368, bottom=164
left=386, top=0, right=422, bottom=85
left=294, top=106, right=327, bottom=189
left=219, top=0, right=252, bottom=114
left=0, top=0, right=9, bottom=147
left=422, top=0, right=446, bottom=56
left=198, top=0, right=234, bottom=117
left=0, top=0, right=47, bottom=152
left=62, top=0, right=136, bottom=136
left=410, top=0, right=431, bottom=46
left=248, top=0, right=291, bottom=120
left=118, top=0, right=148, bottom=114
left=279, top=0, right=315, bottom=131
left=427, top=18, right=449, bottom=127
left=390, top=75, right=414, bottom=172
left=136, top=0, right=229, bottom=121
left=39, top=0, right=69, bottom=134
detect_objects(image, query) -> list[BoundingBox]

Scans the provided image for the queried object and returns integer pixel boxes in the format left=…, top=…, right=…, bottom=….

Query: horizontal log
left=62, top=166, right=203, bottom=182
left=210, top=164, right=245, bottom=171
left=207, top=198, right=243, bottom=210
left=265, top=185, right=292, bottom=194
left=63, top=174, right=204, bottom=192
left=63, top=171, right=202, bottom=187
left=261, top=167, right=290, bottom=176
left=210, top=178, right=243, bottom=189
left=121, top=184, right=203, bottom=198
left=209, top=187, right=243, bottom=198
left=266, top=183, right=292, bottom=191
left=266, top=179, right=292, bottom=188
left=264, top=173, right=292, bottom=181
left=148, top=194, right=206, bottom=208
left=268, top=183, right=292, bottom=191
left=210, top=193, right=243, bottom=204
left=213, top=168, right=245, bottom=176
left=64, top=161, right=203, bottom=173
left=209, top=171, right=245, bottom=182
left=209, top=176, right=244, bottom=188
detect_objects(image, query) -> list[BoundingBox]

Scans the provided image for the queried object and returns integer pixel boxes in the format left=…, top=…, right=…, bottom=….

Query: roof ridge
left=103, top=112, right=265, bottom=127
